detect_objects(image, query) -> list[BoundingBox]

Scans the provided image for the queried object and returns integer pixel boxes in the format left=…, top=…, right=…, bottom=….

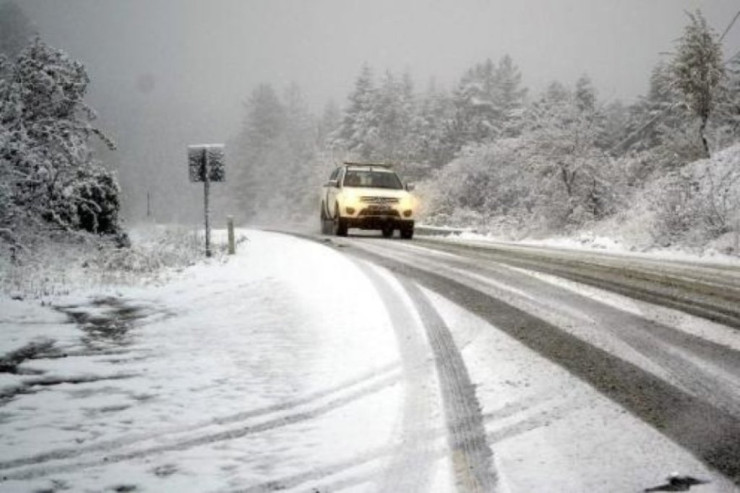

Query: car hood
left=345, top=187, right=411, bottom=199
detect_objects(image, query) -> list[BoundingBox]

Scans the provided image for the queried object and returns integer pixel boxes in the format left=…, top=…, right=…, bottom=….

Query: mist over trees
left=3, top=1, right=738, bottom=253
left=227, top=9, right=739, bottom=250
left=228, top=83, right=327, bottom=224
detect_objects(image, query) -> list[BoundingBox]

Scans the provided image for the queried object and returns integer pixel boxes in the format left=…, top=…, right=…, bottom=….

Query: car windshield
left=343, top=170, right=403, bottom=189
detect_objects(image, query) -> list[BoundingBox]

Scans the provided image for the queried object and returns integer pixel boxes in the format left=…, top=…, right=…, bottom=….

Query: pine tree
left=414, top=80, right=456, bottom=168
left=230, top=83, right=286, bottom=219
left=574, top=74, right=596, bottom=113
left=1, top=38, right=120, bottom=236
left=317, top=100, right=341, bottom=147
left=670, top=10, right=725, bottom=157
left=494, top=55, right=527, bottom=136
left=614, top=62, right=698, bottom=162
left=544, top=81, right=569, bottom=104
left=331, top=64, right=378, bottom=159
left=630, top=62, right=676, bottom=152
left=372, top=70, right=416, bottom=164
left=229, top=82, right=323, bottom=222
left=282, top=83, right=320, bottom=218
left=452, top=58, right=501, bottom=144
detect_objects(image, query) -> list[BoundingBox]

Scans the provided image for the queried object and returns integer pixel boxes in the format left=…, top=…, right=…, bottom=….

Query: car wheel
left=382, top=226, right=394, bottom=238
left=400, top=226, right=414, bottom=240
left=320, top=203, right=331, bottom=235
left=333, top=204, right=348, bottom=237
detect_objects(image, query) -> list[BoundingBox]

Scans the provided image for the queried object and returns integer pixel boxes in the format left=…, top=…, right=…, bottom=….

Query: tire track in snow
left=341, top=253, right=498, bottom=492
left=291, top=232, right=498, bottom=491
left=343, top=242, right=740, bottom=485
left=374, top=240, right=740, bottom=421
left=352, top=261, right=440, bottom=493
left=412, top=238, right=740, bottom=330
left=412, top=247, right=740, bottom=419
left=0, top=367, right=401, bottom=480
left=401, top=280, right=498, bottom=493
left=231, top=392, right=576, bottom=493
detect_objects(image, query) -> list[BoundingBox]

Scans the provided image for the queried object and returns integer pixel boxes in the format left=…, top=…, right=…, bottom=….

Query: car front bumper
left=345, top=214, right=414, bottom=230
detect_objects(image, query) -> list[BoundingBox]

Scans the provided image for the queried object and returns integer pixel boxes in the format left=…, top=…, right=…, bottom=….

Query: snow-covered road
left=1, top=229, right=738, bottom=492
left=1, top=231, right=411, bottom=492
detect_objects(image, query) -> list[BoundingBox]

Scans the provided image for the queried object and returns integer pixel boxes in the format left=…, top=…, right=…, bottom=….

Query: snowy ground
left=0, top=230, right=410, bottom=492
left=0, top=229, right=737, bottom=492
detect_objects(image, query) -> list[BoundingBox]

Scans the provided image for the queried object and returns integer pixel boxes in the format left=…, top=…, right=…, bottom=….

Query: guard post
left=227, top=215, right=235, bottom=255
left=188, top=144, right=225, bottom=257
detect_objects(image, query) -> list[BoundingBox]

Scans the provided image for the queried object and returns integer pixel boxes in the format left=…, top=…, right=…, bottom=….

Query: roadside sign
left=188, top=144, right=225, bottom=182
left=188, top=144, right=225, bottom=257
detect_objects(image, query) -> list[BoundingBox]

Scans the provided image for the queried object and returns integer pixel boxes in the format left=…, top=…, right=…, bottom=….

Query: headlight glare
left=342, top=192, right=358, bottom=208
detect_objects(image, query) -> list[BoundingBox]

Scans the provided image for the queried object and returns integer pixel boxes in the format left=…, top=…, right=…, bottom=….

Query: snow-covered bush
left=647, top=144, right=740, bottom=249
left=70, top=168, right=122, bottom=235
left=419, top=139, right=534, bottom=228
left=0, top=38, right=121, bottom=248
left=93, top=226, right=203, bottom=277
left=0, top=225, right=206, bottom=298
left=421, top=88, right=625, bottom=236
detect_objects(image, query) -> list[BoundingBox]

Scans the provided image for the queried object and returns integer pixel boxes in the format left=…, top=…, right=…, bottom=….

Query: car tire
left=400, top=226, right=414, bottom=240
left=320, top=204, right=332, bottom=235
left=382, top=226, right=394, bottom=238
left=333, top=204, right=348, bottom=237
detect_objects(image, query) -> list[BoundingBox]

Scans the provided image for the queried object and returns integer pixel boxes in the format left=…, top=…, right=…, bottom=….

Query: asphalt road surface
left=300, top=229, right=740, bottom=491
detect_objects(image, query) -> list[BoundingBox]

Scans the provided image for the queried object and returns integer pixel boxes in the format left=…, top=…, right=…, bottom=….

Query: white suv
left=320, top=163, right=416, bottom=239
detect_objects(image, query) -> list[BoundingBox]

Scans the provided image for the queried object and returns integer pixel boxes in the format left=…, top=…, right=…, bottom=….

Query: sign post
left=188, top=144, right=225, bottom=257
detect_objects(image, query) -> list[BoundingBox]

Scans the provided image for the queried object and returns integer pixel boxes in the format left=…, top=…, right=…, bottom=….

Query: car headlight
left=400, top=195, right=414, bottom=211
left=342, top=191, right=359, bottom=209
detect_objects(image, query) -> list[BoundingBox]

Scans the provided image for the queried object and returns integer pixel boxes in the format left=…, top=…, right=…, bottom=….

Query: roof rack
left=342, top=161, right=394, bottom=168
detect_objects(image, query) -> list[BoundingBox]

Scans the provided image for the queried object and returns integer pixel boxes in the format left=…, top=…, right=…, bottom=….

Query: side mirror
left=405, top=183, right=416, bottom=192
left=326, top=179, right=339, bottom=188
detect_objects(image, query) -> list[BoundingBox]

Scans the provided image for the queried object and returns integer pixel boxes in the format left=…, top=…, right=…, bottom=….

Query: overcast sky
left=19, top=0, right=740, bottom=119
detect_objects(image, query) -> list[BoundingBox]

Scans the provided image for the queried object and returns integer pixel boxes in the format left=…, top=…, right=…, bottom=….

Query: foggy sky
left=19, top=0, right=740, bottom=130
left=12, top=0, right=740, bottom=221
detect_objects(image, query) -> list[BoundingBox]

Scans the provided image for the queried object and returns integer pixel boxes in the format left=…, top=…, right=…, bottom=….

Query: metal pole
left=203, top=148, right=211, bottom=258
left=227, top=215, right=235, bottom=255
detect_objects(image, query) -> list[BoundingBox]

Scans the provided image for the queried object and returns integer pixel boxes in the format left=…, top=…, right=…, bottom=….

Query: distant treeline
left=228, top=10, right=740, bottom=248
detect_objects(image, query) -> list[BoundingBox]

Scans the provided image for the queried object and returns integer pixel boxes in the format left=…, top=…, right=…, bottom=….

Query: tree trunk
left=560, top=165, right=575, bottom=197
left=699, top=115, right=710, bottom=158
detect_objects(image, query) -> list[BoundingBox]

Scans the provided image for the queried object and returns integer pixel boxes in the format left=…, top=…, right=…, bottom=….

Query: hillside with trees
left=2, top=3, right=738, bottom=257
left=228, top=9, right=740, bottom=253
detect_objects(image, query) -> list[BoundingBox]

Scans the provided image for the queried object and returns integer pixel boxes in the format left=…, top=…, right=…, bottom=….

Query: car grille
left=360, top=196, right=399, bottom=204
left=359, top=209, right=400, bottom=217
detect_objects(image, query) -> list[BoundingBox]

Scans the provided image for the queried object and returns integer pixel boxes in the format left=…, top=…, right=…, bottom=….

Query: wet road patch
left=55, top=297, right=157, bottom=351
left=0, top=339, right=56, bottom=374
